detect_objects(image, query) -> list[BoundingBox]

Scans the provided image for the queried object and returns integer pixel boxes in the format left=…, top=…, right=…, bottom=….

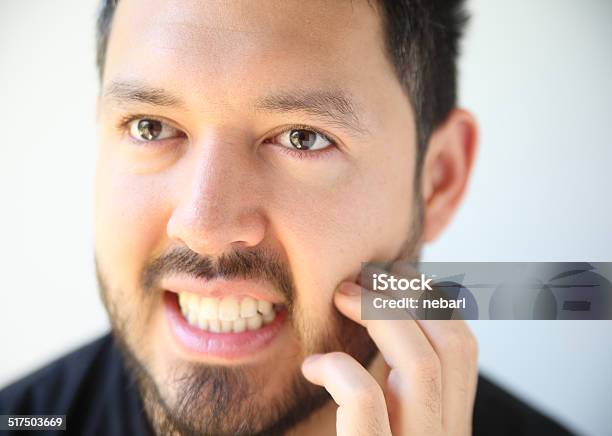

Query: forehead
left=104, top=0, right=391, bottom=98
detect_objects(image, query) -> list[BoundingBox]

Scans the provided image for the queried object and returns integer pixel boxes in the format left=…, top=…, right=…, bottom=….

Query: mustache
left=140, top=245, right=296, bottom=305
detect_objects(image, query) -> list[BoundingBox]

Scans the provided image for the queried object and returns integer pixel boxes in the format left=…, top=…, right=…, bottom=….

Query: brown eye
left=290, top=129, right=316, bottom=150
left=279, top=128, right=332, bottom=151
left=136, top=119, right=161, bottom=140
left=128, top=118, right=182, bottom=142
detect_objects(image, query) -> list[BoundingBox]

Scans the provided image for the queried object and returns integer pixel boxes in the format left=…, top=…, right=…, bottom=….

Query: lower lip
left=163, top=291, right=286, bottom=360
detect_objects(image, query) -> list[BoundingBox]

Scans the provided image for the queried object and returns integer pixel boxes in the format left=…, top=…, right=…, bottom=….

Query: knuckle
left=439, top=328, right=479, bottom=365
left=353, top=380, right=385, bottom=407
left=438, top=330, right=465, bottom=353
left=410, top=352, right=441, bottom=379
left=465, top=331, right=479, bottom=360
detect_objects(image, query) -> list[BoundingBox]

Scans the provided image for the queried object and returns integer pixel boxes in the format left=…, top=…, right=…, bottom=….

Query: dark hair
left=96, top=0, right=468, bottom=158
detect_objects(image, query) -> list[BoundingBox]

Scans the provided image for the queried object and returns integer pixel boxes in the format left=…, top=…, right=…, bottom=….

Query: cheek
left=267, top=150, right=416, bottom=320
left=94, top=157, right=171, bottom=295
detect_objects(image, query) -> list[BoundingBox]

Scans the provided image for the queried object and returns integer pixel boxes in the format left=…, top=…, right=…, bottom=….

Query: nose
left=166, top=132, right=267, bottom=256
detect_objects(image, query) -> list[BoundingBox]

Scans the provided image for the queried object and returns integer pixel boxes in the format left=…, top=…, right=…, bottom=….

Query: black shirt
left=0, top=333, right=573, bottom=435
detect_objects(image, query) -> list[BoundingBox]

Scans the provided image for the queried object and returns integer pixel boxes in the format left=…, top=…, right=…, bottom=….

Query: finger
left=334, top=282, right=443, bottom=434
left=416, top=319, right=479, bottom=433
left=357, top=263, right=478, bottom=426
left=301, top=352, right=392, bottom=436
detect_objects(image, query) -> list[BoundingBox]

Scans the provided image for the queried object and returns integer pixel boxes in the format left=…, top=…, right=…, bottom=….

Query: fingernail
left=303, top=353, right=323, bottom=367
left=337, top=281, right=361, bottom=296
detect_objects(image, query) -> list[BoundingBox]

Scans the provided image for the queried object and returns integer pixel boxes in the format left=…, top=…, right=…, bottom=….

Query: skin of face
left=94, top=0, right=477, bottom=434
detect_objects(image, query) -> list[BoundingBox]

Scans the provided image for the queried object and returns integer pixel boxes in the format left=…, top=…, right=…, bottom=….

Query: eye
left=276, top=128, right=332, bottom=151
left=127, top=117, right=183, bottom=142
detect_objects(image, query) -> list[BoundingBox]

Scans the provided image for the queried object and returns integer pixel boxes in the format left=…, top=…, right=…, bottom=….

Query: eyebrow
left=103, top=81, right=185, bottom=108
left=254, top=90, right=368, bottom=135
left=103, top=80, right=368, bottom=135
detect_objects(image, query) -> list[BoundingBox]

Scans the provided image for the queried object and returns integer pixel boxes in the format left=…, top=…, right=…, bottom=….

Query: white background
left=1, top=1, right=611, bottom=435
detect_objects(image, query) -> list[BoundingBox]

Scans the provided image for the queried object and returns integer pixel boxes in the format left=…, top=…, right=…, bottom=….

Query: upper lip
left=161, top=274, right=285, bottom=304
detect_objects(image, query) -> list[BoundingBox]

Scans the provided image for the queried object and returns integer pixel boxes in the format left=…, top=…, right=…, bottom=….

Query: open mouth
left=177, top=291, right=283, bottom=333
left=163, top=289, right=287, bottom=359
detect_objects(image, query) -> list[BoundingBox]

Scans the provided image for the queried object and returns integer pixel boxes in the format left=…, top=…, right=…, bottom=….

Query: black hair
left=96, top=0, right=468, bottom=158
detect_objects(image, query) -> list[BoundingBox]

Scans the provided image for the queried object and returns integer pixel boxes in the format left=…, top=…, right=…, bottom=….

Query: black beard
left=96, top=253, right=377, bottom=436
left=109, top=309, right=376, bottom=436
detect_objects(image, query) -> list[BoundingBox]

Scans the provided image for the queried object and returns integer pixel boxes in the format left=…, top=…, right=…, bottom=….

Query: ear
left=420, top=109, right=478, bottom=242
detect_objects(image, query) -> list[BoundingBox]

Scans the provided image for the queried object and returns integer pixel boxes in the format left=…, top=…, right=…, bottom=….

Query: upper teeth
left=178, top=292, right=278, bottom=333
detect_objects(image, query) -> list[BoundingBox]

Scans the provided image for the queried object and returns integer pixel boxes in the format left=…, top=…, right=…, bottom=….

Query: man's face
left=95, top=0, right=420, bottom=433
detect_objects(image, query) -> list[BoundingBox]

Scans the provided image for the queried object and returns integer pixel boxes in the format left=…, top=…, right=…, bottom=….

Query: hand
left=301, top=277, right=479, bottom=436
